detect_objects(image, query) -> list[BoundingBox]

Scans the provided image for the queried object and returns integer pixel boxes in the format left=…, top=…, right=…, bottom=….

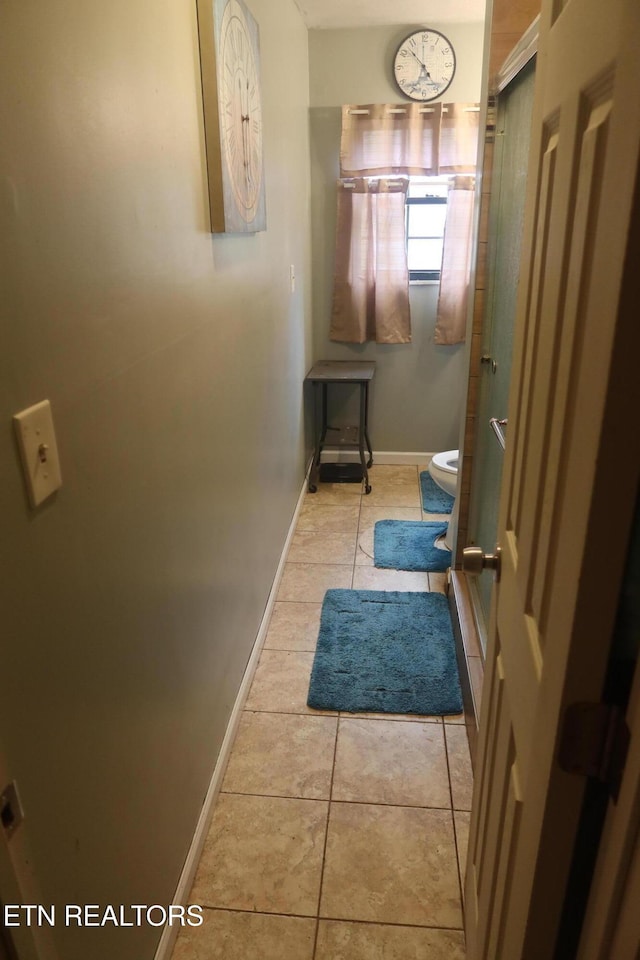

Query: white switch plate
left=290, top=264, right=296, bottom=293
left=13, top=399, right=62, bottom=507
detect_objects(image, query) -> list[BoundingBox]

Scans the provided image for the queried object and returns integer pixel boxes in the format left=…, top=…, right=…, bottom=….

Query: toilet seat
left=431, top=450, right=459, bottom=475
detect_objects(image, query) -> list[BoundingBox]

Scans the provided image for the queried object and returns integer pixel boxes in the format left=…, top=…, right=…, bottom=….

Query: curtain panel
left=434, top=175, right=476, bottom=345
left=340, top=102, right=480, bottom=177
left=329, top=178, right=411, bottom=345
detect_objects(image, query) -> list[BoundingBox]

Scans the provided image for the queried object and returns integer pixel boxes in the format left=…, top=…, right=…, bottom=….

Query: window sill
left=410, top=279, right=440, bottom=286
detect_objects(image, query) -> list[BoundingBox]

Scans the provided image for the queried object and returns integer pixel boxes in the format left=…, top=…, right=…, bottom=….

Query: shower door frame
left=465, top=32, right=538, bottom=654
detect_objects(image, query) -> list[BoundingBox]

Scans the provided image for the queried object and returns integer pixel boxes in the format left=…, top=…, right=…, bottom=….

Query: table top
left=305, top=360, right=376, bottom=383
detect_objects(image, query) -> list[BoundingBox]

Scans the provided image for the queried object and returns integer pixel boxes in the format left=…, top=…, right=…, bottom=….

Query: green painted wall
left=0, top=0, right=312, bottom=956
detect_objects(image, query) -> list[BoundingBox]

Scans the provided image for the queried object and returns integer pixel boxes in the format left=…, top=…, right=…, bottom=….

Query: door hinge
left=558, top=702, right=630, bottom=801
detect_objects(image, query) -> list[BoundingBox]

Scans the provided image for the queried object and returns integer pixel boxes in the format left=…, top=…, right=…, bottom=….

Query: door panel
left=466, top=0, right=640, bottom=956
left=468, top=644, right=524, bottom=959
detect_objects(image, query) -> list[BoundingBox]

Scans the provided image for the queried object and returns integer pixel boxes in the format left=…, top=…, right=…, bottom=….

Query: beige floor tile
left=296, top=502, right=360, bottom=536
left=245, top=650, right=336, bottom=715
left=171, top=910, right=315, bottom=960
left=423, top=511, right=453, bottom=523
left=446, top=724, right=474, bottom=811
left=352, top=566, right=429, bottom=592
left=428, top=572, right=449, bottom=593
left=443, top=712, right=465, bottom=724
left=364, top=486, right=421, bottom=509
left=315, top=920, right=466, bottom=960
left=320, top=802, right=462, bottom=928
left=263, top=602, right=322, bottom=652
left=287, top=530, right=356, bottom=565
left=341, top=711, right=441, bottom=723
left=304, top=483, right=362, bottom=503
left=332, top=718, right=450, bottom=808
left=222, top=712, right=337, bottom=799
left=454, top=810, right=471, bottom=884
left=190, top=794, right=327, bottom=916
left=356, top=506, right=423, bottom=566
left=277, top=562, right=352, bottom=601
left=367, top=464, right=419, bottom=483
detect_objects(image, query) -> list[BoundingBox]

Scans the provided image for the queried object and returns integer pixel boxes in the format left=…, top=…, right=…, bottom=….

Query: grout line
left=218, top=788, right=454, bottom=812
left=243, top=707, right=443, bottom=722
left=198, top=903, right=464, bottom=932
left=311, top=714, right=341, bottom=960
left=443, top=724, right=467, bottom=921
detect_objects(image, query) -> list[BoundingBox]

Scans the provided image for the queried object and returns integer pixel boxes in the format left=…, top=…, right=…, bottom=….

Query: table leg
left=359, top=383, right=371, bottom=494
left=308, top=382, right=324, bottom=493
left=364, top=381, right=373, bottom=468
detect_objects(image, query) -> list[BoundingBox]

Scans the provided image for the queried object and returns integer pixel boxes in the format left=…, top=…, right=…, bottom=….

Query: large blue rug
left=374, top=520, right=451, bottom=572
left=420, top=470, right=454, bottom=514
left=307, top=589, right=462, bottom=715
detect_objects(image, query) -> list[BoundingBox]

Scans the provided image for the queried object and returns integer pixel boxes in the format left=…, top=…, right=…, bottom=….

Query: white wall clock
left=393, top=29, right=456, bottom=102
left=196, top=0, right=266, bottom=233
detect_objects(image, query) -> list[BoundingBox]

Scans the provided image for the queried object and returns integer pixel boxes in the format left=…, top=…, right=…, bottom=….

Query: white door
left=465, top=0, right=640, bottom=955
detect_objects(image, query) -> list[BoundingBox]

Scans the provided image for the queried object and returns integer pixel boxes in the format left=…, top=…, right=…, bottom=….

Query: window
left=406, top=176, right=450, bottom=282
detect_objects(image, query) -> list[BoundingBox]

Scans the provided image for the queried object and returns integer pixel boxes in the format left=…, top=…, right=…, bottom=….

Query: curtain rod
left=348, top=106, right=480, bottom=116
left=340, top=178, right=407, bottom=189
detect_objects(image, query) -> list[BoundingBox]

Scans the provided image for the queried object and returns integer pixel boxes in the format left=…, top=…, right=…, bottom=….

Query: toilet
left=428, top=450, right=459, bottom=552
left=428, top=449, right=459, bottom=499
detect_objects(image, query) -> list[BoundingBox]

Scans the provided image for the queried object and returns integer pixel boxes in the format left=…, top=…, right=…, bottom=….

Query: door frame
left=0, top=749, right=59, bottom=960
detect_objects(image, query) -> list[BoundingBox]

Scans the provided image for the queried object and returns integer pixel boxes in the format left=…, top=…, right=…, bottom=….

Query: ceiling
left=295, top=0, right=486, bottom=29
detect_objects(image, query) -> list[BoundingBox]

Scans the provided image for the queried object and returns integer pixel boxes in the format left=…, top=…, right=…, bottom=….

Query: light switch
left=13, top=399, right=62, bottom=507
left=290, top=264, right=296, bottom=293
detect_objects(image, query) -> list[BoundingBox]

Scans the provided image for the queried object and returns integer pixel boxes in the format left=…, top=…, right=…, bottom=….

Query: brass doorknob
left=462, top=545, right=501, bottom=579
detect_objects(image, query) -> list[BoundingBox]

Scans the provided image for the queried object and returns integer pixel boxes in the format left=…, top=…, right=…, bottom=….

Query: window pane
left=408, top=177, right=450, bottom=199
left=408, top=238, right=443, bottom=272
left=407, top=203, right=447, bottom=238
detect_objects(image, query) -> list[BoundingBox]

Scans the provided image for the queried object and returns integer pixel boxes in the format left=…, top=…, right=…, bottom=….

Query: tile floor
left=172, top=464, right=472, bottom=960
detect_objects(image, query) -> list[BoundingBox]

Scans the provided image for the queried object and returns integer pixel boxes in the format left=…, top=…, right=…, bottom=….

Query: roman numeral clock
left=196, top=0, right=266, bottom=233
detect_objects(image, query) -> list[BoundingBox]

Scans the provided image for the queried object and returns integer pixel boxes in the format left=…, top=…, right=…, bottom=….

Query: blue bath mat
left=420, top=470, right=454, bottom=514
left=374, top=520, right=451, bottom=572
left=307, top=589, right=462, bottom=715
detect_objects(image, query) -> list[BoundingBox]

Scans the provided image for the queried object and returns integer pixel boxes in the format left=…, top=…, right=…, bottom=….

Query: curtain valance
left=340, top=102, right=480, bottom=178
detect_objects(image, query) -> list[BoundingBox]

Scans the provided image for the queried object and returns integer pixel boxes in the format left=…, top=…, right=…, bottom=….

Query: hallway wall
left=308, top=24, right=485, bottom=453
left=0, top=0, right=312, bottom=957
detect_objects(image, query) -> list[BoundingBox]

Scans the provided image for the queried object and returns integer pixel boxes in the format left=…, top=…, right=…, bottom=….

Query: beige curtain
left=340, top=102, right=480, bottom=177
left=434, top=175, right=476, bottom=345
left=329, top=178, right=411, bottom=344
left=332, top=103, right=479, bottom=344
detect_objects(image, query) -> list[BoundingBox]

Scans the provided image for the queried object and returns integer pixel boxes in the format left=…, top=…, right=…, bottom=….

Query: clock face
left=394, top=30, right=456, bottom=102
left=218, top=0, right=264, bottom=227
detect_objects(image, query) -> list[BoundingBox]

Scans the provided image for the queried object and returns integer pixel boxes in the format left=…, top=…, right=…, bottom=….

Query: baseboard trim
left=153, top=467, right=311, bottom=960
left=320, top=449, right=434, bottom=466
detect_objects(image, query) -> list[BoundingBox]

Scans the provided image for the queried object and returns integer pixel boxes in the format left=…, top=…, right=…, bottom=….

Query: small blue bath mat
left=374, top=520, right=451, bottom=572
left=420, top=470, right=454, bottom=514
left=307, top=589, right=462, bottom=715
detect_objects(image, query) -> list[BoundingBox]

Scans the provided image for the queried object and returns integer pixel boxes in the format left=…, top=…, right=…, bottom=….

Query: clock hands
left=407, top=46, right=429, bottom=74
left=406, top=47, right=440, bottom=89
left=238, top=78, right=252, bottom=190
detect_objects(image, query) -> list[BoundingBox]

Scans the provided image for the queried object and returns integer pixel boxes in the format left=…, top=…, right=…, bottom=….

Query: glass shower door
left=467, top=58, right=536, bottom=644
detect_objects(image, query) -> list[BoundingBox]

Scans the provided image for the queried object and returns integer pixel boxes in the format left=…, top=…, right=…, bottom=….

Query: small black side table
left=305, top=360, right=375, bottom=494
